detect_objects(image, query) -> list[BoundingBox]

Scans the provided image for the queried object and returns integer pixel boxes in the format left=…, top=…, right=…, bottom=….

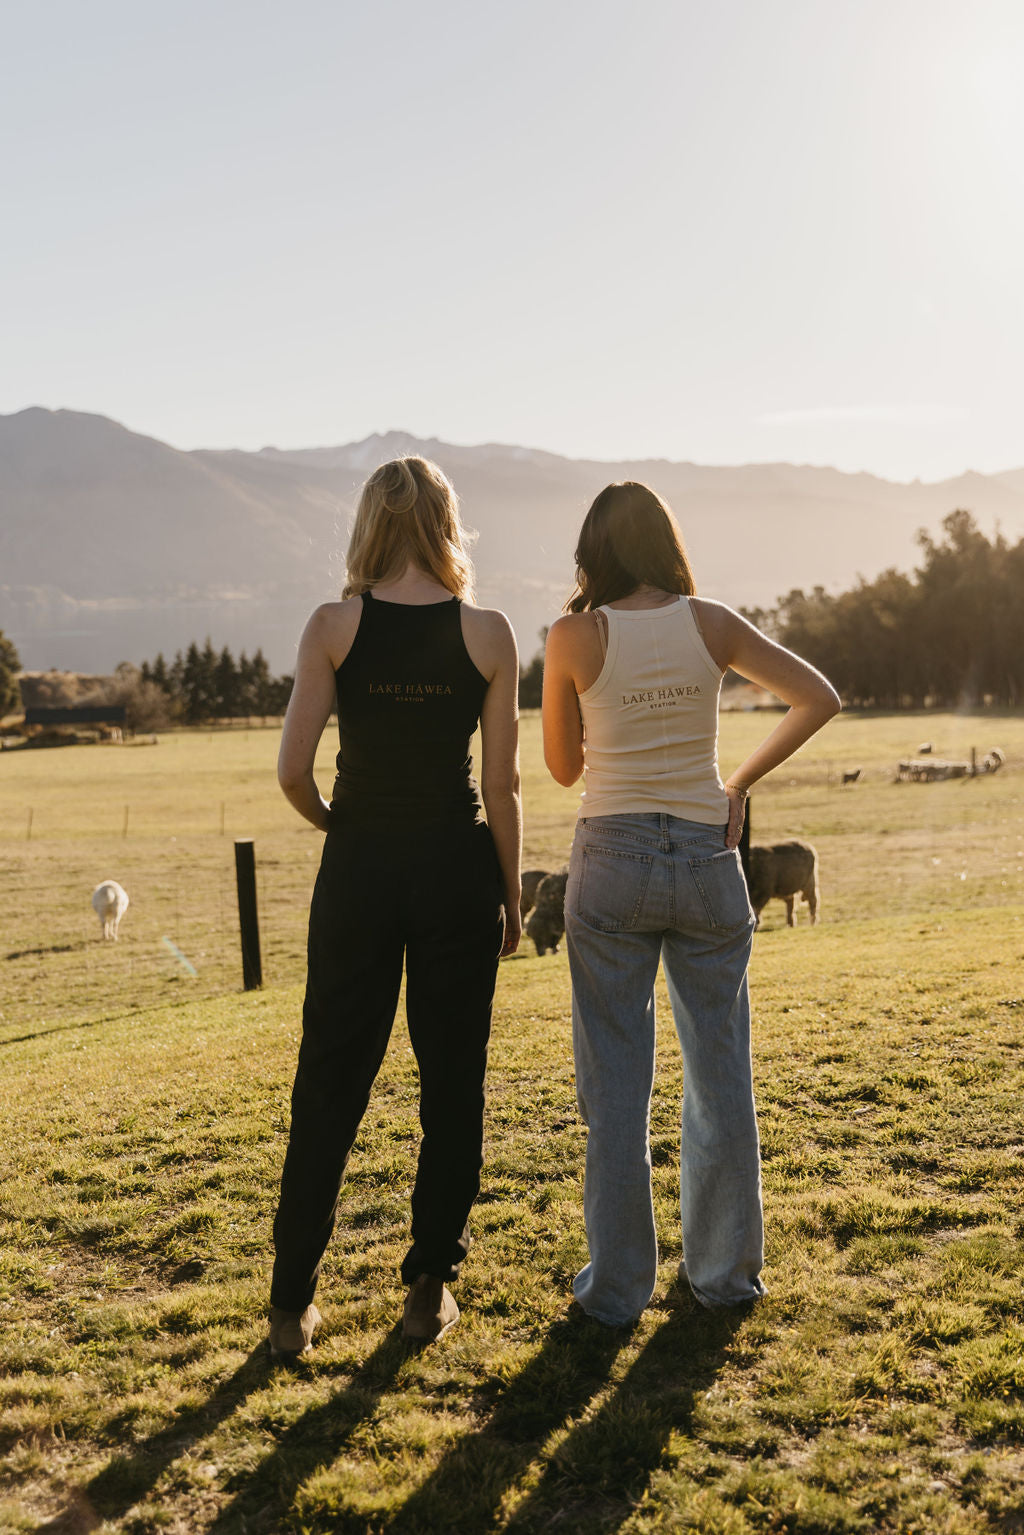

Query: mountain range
left=2, top=407, right=1023, bottom=674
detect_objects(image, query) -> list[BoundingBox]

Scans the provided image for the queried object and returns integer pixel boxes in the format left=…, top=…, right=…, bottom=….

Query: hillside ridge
left=3, top=407, right=1022, bottom=672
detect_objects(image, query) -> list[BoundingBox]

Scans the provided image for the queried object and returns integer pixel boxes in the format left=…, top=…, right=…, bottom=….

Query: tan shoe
left=267, top=1303, right=321, bottom=1360
left=402, top=1276, right=459, bottom=1342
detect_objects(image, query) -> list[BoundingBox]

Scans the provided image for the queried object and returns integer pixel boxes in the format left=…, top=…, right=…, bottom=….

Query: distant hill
left=2, top=407, right=1022, bottom=673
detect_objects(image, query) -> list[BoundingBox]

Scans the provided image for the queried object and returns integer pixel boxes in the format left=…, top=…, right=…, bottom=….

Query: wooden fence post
left=234, top=839, right=263, bottom=990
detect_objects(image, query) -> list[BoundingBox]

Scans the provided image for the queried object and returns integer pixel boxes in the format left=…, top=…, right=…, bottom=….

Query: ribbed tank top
left=330, top=591, right=487, bottom=821
left=578, top=597, right=730, bottom=823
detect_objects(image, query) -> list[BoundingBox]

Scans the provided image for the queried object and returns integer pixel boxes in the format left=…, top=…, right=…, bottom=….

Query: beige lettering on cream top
left=577, top=597, right=730, bottom=823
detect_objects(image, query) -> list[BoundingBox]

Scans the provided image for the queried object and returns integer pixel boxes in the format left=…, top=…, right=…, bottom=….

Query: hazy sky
left=3, top=0, right=1022, bottom=480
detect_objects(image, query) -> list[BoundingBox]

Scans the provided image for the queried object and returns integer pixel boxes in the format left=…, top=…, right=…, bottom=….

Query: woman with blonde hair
left=268, top=457, right=521, bottom=1355
left=543, top=481, right=839, bottom=1326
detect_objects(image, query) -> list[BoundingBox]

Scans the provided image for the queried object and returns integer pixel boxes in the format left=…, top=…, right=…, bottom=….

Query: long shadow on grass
left=382, top=1291, right=744, bottom=1535
left=0, top=1007, right=148, bottom=1047
left=500, top=1299, right=746, bottom=1534
left=43, top=1346, right=272, bottom=1532
left=51, top=1333, right=406, bottom=1534
left=205, top=1329, right=408, bottom=1534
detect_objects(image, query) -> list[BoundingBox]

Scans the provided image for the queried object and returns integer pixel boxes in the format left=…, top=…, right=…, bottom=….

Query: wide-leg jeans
left=566, top=812, right=764, bottom=1324
left=270, top=811, right=504, bottom=1312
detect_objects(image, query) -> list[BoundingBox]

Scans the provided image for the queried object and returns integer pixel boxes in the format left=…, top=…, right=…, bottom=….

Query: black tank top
left=330, top=591, right=488, bottom=821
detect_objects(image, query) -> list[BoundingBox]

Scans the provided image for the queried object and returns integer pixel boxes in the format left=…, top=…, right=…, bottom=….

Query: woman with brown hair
left=542, top=481, right=839, bottom=1326
left=268, top=457, right=521, bottom=1355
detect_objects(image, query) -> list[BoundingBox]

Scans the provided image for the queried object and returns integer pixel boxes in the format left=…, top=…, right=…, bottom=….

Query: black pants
left=270, top=812, right=504, bottom=1311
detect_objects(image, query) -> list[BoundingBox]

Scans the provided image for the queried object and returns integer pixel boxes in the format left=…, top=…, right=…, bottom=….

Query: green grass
left=1, top=712, right=1023, bottom=1532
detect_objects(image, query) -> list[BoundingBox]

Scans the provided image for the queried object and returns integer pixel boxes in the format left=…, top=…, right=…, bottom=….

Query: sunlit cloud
left=756, top=404, right=970, bottom=427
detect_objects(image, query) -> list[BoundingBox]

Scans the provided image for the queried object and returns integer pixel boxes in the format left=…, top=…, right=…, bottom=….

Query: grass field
left=1, top=712, right=1023, bottom=1533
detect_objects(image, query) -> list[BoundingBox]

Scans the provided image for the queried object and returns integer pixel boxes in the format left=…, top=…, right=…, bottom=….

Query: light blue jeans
left=565, top=813, right=764, bottom=1324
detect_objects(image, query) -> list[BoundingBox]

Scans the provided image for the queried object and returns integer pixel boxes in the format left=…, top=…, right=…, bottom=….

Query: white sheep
left=91, top=880, right=130, bottom=940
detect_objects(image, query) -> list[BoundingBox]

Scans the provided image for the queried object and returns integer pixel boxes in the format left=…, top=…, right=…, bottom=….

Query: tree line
left=137, top=641, right=294, bottom=724
left=751, top=510, right=1024, bottom=709
left=0, top=635, right=294, bottom=731
left=4, top=508, right=1021, bottom=725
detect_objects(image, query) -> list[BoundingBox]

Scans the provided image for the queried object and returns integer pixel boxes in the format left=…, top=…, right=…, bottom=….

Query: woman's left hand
left=501, top=904, right=522, bottom=958
left=725, top=785, right=748, bottom=850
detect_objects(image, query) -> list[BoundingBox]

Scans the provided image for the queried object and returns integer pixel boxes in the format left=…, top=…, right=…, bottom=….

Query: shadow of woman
left=375, top=1305, right=635, bottom=1535
left=44, top=1331, right=407, bottom=1535
left=43, top=1346, right=272, bottom=1532
left=205, top=1328, right=408, bottom=1533
left=383, top=1294, right=747, bottom=1535
left=500, top=1301, right=749, bottom=1533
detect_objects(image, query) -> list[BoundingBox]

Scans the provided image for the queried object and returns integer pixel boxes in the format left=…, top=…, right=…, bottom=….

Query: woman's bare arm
left=277, top=607, right=341, bottom=832
left=694, top=599, right=842, bottom=846
left=541, top=615, right=591, bottom=786
left=464, top=608, right=523, bottom=957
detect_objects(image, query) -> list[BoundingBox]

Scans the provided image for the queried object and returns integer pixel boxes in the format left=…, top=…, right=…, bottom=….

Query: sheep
left=525, top=869, right=568, bottom=955
left=918, top=742, right=933, bottom=754
left=91, top=880, right=129, bottom=940
left=520, top=869, right=551, bottom=921
left=746, top=841, right=819, bottom=928
left=841, top=767, right=861, bottom=786
left=897, top=753, right=999, bottom=783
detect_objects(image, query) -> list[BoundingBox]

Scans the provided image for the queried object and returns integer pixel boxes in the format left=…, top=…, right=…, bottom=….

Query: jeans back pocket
left=688, top=848, right=755, bottom=932
left=576, top=844, right=654, bottom=932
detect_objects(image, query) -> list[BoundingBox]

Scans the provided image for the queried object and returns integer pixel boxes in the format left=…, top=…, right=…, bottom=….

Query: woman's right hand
left=724, top=785, right=748, bottom=850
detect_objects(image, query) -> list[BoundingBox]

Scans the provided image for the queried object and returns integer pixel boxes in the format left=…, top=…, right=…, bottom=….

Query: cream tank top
left=577, top=597, right=730, bottom=824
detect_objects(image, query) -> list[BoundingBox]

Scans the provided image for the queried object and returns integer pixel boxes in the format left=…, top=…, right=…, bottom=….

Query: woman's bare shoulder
left=461, top=603, right=515, bottom=640
left=304, top=598, right=363, bottom=668
left=546, top=611, right=595, bottom=643
left=690, top=596, right=738, bottom=621
left=460, top=604, right=518, bottom=682
left=688, top=597, right=746, bottom=671
left=690, top=596, right=742, bottom=636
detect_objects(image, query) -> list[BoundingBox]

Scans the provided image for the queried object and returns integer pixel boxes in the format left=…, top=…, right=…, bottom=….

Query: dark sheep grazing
left=746, top=841, right=819, bottom=928
left=525, top=869, right=568, bottom=955
left=841, top=767, right=861, bottom=786
left=519, top=869, right=551, bottom=921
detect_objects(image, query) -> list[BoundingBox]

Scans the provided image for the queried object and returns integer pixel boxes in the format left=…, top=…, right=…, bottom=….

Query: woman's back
left=332, top=590, right=486, bottom=819
left=577, top=597, right=729, bottom=824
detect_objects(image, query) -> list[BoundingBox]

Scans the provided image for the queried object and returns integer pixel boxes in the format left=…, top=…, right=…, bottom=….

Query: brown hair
left=564, top=481, right=697, bottom=613
left=342, top=457, right=475, bottom=601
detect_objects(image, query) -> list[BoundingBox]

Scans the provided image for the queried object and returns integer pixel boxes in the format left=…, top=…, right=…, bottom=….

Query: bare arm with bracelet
left=691, top=598, right=842, bottom=848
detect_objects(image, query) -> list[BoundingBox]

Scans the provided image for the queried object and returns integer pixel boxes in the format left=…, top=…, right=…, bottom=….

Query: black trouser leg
left=400, top=821, right=504, bottom=1285
left=270, top=840, right=404, bottom=1311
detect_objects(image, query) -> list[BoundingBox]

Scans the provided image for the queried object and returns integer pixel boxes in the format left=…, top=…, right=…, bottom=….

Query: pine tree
left=214, top=645, right=240, bottom=717
left=249, top=648, right=272, bottom=716
left=168, top=651, right=186, bottom=708
left=182, top=642, right=204, bottom=723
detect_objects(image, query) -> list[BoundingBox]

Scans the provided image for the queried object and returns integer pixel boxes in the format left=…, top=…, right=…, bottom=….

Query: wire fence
left=0, top=828, right=321, bottom=1042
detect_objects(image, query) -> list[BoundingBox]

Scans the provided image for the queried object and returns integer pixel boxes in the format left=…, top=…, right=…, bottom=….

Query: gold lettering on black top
left=368, top=682, right=454, bottom=696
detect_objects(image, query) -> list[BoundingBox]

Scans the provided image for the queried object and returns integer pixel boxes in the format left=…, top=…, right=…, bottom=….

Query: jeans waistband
left=577, top=812, right=727, bottom=851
